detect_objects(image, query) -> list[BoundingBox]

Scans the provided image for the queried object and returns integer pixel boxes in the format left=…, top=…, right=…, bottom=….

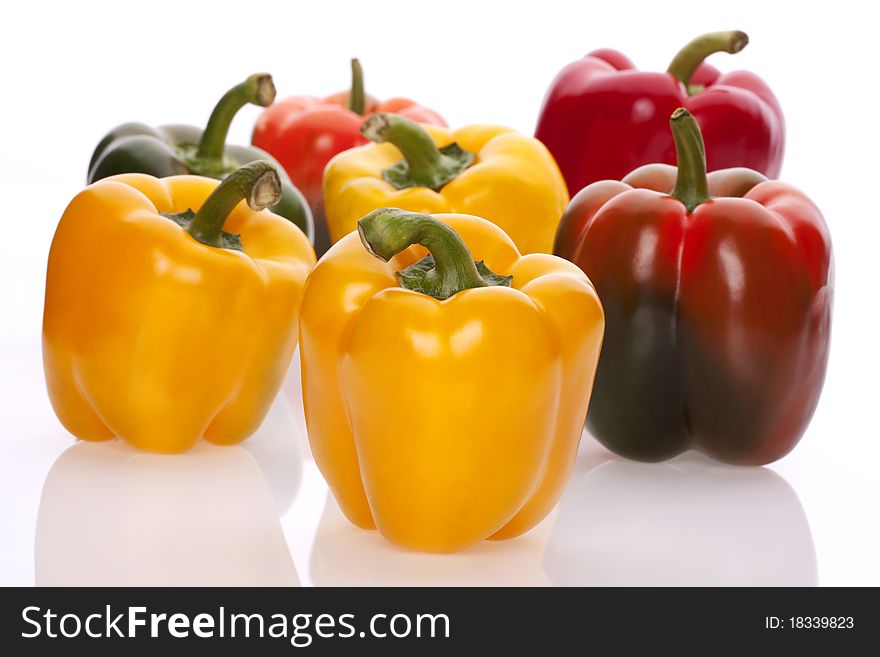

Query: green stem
left=196, top=74, right=276, bottom=163
left=348, top=58, right=365, bottom=115
left=360, top=113, right=474, bottom=190
left=666, top=31, right=748, bottom=89
left=358, top=208, right=511, bottom=299
left=669, top=108, right=710, bottom=213
left=187, top=161, right=281, bottom=249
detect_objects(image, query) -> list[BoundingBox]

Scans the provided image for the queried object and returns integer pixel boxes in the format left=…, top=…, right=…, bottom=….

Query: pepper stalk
left=669, top=108, right=710, bottom=213
left=164, top=160, right=282, bottom=252
left=666, top=31, right=748, bottom=94
left=358, top=208, right=511, bottom=299
left=360, top=114, right=474, bottom=191
left=190, top=74, right=277, bottom=171
left=348, top=58, right=366, bottom=115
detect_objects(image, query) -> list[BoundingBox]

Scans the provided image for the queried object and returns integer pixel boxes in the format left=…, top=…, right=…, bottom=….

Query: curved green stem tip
left=358, top=207, right=511, bottom=299
left=667, top=31, right=748, bottom=91
left=195, top=73, right=276, bottom=164
left=163, top=160, right=282, bottom=252
left=361, top=113, right=474, bottom=191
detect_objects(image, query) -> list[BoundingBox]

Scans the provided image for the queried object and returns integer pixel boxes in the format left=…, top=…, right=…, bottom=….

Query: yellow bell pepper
left=43, top=161, right=316, bottom=453
left=323, top=114, right=569, bottom=255
left=299, top=208, right=604, bottom=552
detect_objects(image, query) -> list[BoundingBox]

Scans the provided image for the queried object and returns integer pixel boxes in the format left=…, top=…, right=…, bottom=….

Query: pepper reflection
left=35, top=440, right=299, bottom=586
left=543, top=452, right=817, bottom=586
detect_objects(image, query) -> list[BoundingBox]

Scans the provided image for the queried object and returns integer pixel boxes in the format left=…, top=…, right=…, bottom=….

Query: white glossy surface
left=0, top=338, right=861, bottom=586
left=2, top=0, right=879, bottom=586
left=544, top=456, right=817, bottom=586
left=36, top=441, right=300, bottom=587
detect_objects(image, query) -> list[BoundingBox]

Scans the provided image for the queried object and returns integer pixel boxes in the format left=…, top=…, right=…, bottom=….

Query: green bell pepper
left=87, top=73, right=314, bottom=241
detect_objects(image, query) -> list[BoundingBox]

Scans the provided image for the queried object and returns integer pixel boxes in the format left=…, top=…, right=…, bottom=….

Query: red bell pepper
left=535, top=31, right=785, bottom=197
left=252, top=59, right=446, bottom=254
left=555, top=108, right=832, bottom=465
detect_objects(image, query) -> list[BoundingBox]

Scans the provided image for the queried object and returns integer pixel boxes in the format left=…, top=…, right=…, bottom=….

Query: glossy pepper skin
left=252, top=59, right=446, bottom=255
left=324, top=114, right=569, bottom=255
left=300, top=209, right=604, bottom=552
left=555, top=109, right=832, bottom=465
left=89, top=74, right=314, bottom=242
left=535, top=31, right=785, bottom=196
left=44, top=162, right=316, bottom=454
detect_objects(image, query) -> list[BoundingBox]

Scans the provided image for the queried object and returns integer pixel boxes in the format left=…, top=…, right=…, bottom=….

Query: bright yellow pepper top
left=299, top=208, right=604, bottom=552
left=323, top=114, right=569, bottom=255
left=43, top=162, right=316, bottom=453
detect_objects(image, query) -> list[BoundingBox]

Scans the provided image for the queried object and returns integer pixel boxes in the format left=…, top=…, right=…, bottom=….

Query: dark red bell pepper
left=555, top=108, right=832, bottom=465
left=535, top=31, right=785, bottom=197
left=252, top=59, right=446, bottom=254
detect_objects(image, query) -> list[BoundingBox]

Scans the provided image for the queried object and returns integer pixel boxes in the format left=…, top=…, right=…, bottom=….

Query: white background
left=2, top=0, right=878, bottom=586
